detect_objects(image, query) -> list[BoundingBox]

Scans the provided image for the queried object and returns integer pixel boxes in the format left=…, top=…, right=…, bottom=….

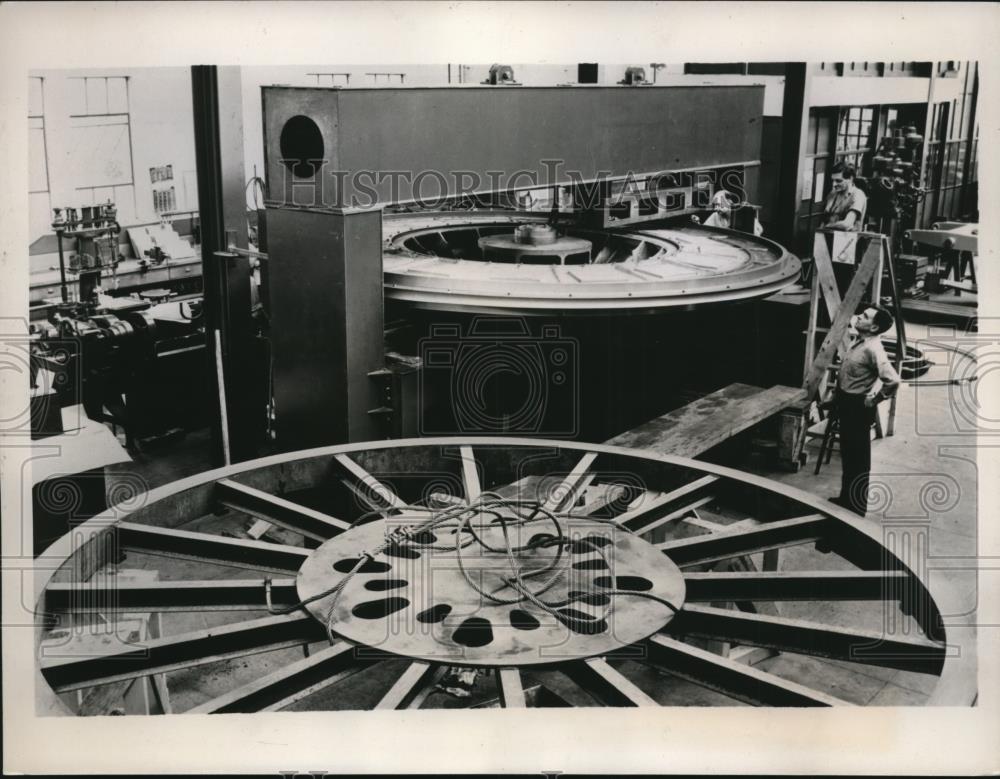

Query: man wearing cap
left=830, top=305, right=900, bottom=516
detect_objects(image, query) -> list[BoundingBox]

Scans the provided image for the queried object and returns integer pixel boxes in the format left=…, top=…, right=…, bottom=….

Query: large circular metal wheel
left=36, top=439, right=974, bottom=713
left=382, top=212, right=801, bottom=314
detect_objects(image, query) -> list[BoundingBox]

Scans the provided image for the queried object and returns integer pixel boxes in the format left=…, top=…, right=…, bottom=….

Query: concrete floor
left=86, top=312, right=980, bottom=711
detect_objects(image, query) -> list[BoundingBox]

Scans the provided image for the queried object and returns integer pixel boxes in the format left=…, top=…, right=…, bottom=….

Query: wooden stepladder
left=793, top=229, right=907, bottom=465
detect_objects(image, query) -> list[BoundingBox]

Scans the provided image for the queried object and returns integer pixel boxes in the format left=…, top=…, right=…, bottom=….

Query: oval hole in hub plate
left=556, top=608, right=608, bottom=635
left=383, top=544, right=421, bottom=560
left=351, top=597, right=409, bottom=620
left=593, top=575, right=654, bottom=592
left=452, top=617, right=494, bottom=647
left=572, top=557, right=610, bottom=571
left=332, top=557, right=391, bottom=574
left=416, top=604, right=452, bottom=623
left=364, top=579, right=408, bottom=592
left=409, top=530, right=437, bottom=545
left=569, top=535, right=613, bottom=554
left=509, top=609, right=540, bottom=631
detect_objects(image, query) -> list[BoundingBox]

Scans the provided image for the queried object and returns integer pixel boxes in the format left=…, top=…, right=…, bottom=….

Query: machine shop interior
left=26, top=60, right=983, bottom=715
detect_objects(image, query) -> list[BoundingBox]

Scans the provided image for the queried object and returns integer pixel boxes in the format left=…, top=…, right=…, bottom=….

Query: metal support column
left=267, top=207, right=386, bottom=450
left=774, top=63, right=811, bottom=253
left=192, top=65, right=253, bottom=465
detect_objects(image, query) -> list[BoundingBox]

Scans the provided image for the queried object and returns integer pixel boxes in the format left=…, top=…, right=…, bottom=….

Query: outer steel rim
left=382, top=212, right=802, bottom=314
left=35, top=438, right=975, bottom=713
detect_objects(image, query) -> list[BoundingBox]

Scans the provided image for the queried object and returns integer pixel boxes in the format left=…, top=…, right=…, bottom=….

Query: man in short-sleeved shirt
left=823, top=162, right=867, bottom=232
left=831, top=305, right=901, bottom=516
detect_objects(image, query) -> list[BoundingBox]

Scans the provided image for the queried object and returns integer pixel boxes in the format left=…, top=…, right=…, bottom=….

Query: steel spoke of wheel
left=496, top=667, right=527, bottom=708
left=45, top=578, right=299, bottom=613
left=117, top=522, right=310, bottom=573
left=613, top=475, right=718, bottom=532
left=543, top=452, right=598, bottom=513
left=683, top=570, right=912, bottom=603
left=562, top=657, right=657, bottom=707
left=188, top=641, right=376, bottom=713
left=375, top=661, right=441, bottom=710
left=667, top=604, right=946, bottom=674
left=215, top=479, right=351, bottom=541
left=657, top=514, right=829, bottom=567
left=459, top=445, right=482, bottom=503
left=41, top=613, right=323, bottom=693
left=643, top=634, right=851, bottom=706
left=333, top=453, right=407, bottom=511
left=403, top=666, right=450, bottom=709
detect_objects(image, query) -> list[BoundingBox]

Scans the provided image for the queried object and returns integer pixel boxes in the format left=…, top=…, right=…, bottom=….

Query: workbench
left=29, top=256, right=202, bottom=314
left=605, top=382, right=808, bottom=460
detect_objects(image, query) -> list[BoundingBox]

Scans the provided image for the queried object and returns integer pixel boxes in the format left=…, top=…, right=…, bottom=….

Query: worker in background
left=693, top=190, right=764, bottom=236
left=822, top=162, right=868, bottom=231
left=829, top=305, right=900, bottom=516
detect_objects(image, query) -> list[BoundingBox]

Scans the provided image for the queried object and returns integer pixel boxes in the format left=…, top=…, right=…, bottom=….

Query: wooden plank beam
left=188, top=642, right=373, bottom=713
left=45, top=578, right=299, bottom=613
left=459, top=445, right=481, bottom=503
left=644, top=634, right=850, bottom=706
left=657, top=514, right=829, bottom=567
left=605, top=383, right=807, bottom=460
left=333, top=453, right=406, bottom=510
left=542, top=452, right=598, bottom=513
left=668, top=604, right=945, bottom=674
left=215, top=479, right=350, bottom=541
left=496, top=667, right=527, bottom=708
left=117, top=522, right=310, bottom=574
left=375, top=661, right=438, bottom=710
left=41, top=613, right=323, bottom=692
left=614, top=475, right=719, bottom=531
left=683, top=570, right=911, bottom=603
left=564, top=657, right=657, bottom=707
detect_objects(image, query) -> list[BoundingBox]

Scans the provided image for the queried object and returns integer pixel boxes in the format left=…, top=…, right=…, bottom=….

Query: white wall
left=29, top=67, right=198, bottom=244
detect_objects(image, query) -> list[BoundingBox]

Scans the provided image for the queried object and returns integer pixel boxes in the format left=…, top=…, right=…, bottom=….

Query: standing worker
left=830, top=305, right=900, bottom=516
left=822, top=162, right=868, bottom=231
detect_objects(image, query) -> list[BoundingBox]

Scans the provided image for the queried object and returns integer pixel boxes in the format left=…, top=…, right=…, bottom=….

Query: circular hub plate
left=297, top=509, right=685, bottom=666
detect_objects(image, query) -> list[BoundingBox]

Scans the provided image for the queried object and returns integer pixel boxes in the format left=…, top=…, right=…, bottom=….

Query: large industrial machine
left=259, top=82, right=801, bottom=450
left=30, top=203, right=212, bottom=449
left=33, top=75, right=974, bottom=715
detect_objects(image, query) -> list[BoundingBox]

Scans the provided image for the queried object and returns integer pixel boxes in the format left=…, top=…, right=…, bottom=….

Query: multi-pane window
left=835, top=106, right=876, bottom=175
left=29, top=76, right=52, bottom=242
left=68, top=76, right=135, bottom=199
left=919, top=61, right=979, bottom=223
left=28, top=77, right=49, bottom=195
